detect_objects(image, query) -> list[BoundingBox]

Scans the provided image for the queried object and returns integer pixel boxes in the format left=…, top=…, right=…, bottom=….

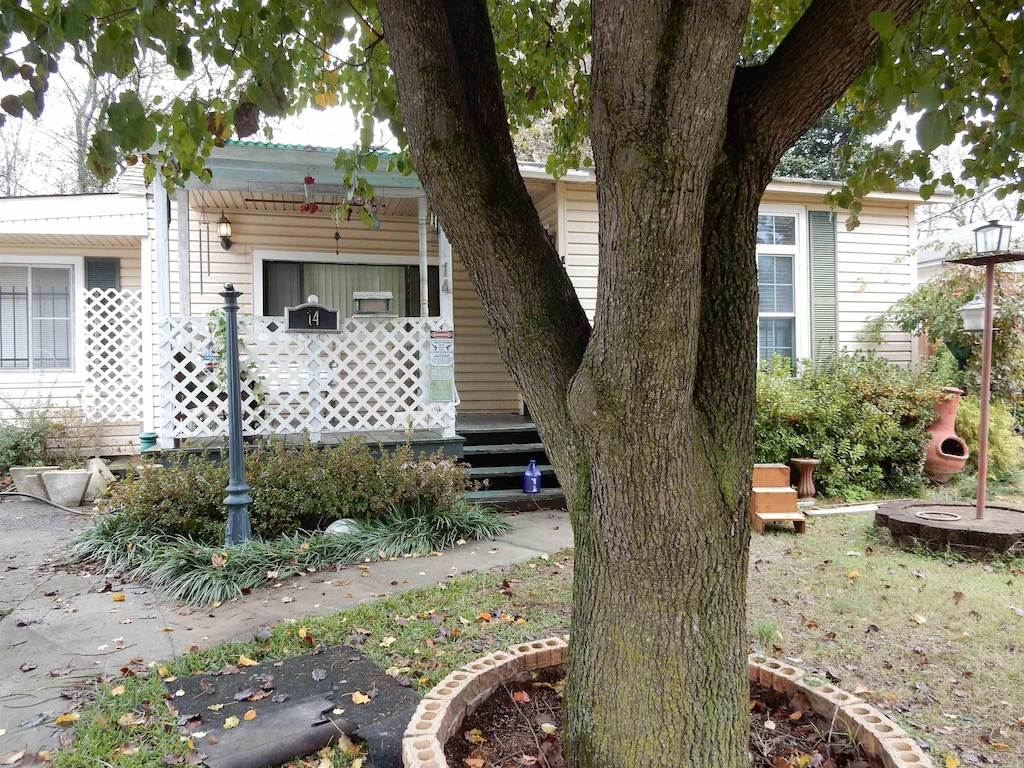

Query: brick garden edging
left=402, top=640, right=932, bottom=768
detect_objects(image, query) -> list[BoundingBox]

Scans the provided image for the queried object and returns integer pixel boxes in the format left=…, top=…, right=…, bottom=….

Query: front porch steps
left=751, top=463, right=805, bottom=534
left=458, top=416, right=564, bottom=512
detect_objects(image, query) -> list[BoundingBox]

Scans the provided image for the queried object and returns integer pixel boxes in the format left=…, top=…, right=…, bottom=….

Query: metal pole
left=220, top=282, right=253, bottom=544
left=976, top=263, right=996, bottom=520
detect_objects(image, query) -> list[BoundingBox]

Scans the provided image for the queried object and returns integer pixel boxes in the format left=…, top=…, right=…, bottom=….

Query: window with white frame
left=0, top=265, right=74, bottom=370
left=756, top=212, right=803, bottom=364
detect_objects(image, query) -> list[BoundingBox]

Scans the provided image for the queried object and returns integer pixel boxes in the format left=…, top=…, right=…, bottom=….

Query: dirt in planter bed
left=445, top=669, right=881, bottom=768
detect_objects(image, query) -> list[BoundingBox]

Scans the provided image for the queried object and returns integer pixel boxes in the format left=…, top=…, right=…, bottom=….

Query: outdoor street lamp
left=948, top=220, right=1018, bottom=520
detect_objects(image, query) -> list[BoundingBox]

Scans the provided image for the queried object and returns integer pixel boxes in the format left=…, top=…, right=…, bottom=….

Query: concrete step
left=753, top=463, right=791, bottom=488
left=464, top=442, right=547, bottom=456
left=750, top=486, right=799, bottom=514
left=465, top=488, right=565, bottom=511
left=467, top=464, right=555, bottom=479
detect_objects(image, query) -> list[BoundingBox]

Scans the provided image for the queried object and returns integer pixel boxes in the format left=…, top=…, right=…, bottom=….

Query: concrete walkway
left=0, top=498, right=572, bottom=758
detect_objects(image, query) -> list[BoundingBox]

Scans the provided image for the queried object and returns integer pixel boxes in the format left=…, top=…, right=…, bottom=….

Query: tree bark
left=375, top=0, right=927, bottom=765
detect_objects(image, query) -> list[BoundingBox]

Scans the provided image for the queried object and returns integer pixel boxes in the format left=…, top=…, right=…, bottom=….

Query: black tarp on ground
left=166, top=644, right=420, bottom=768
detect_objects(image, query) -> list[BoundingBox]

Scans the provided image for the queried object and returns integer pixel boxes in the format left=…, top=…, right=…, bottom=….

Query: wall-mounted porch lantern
left=217, top=212, right=233, bottom=250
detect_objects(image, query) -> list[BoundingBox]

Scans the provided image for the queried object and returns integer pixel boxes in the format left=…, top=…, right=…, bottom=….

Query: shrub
left=103, top=438, right=475, bottom=543
left=954, top=395, right=1024, bottom=482
left=755, top=353, right=938, bottom=499
left=0, top=407, right=54, bottom=476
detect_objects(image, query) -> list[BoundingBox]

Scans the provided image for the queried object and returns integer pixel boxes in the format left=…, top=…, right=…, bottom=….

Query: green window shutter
left=809, top=210, right=837, bottom=359
left=85, top=258, right=120, bottom=290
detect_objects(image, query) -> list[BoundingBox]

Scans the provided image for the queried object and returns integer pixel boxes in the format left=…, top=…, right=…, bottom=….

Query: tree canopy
left=4, top=2, right=1023, bottom=767
left=0, top=1, right=1019, bottom=215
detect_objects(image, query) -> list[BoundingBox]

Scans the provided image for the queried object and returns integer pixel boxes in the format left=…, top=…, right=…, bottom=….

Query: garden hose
left=0, top=490, right=94, bottom=516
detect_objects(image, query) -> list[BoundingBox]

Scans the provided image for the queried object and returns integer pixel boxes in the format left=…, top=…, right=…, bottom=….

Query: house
left=0, top=141, right=935, bottom=457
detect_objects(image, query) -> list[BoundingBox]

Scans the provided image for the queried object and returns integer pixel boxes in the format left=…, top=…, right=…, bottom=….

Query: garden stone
left=84, top=458, right=115, bottom=501
left=326, top=518, right=361, bottom=535
left=9, top=465, right=58, bottom=499
left=40, top=469, right=91, bottom=508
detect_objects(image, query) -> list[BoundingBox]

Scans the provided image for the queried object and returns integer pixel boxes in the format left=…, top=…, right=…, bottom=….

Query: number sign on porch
left=286, top=299, right=339, bottom=332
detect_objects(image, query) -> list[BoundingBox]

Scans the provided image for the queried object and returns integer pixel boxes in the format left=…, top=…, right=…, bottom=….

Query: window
left=0, top=265, right=74, bottom=370
left=263, top=261, right=439, bottom=317
left=756, top=212, right=803, bottom=364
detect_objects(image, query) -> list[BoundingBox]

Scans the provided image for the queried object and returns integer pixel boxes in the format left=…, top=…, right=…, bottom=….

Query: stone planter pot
left=9, top=465, right=59, bottom=499
left=40, top=469, right=91, bottom=507
left=923, top=387, right=969, bottom=483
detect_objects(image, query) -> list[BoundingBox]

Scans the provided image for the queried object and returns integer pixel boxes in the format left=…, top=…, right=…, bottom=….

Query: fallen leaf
left=118, top=712, right=146, bottom=727
left=281, top=596, right=295, bottom=604
left=539, top=722, right=557, bottom=735
left=464, top=757, right=485, bottom=768
left=19, top=662, right=37, bottom=672
left=238, top=655, right=259, bottom=667
left=464, top=728, right=487, bottom=744
left=946, top=757, right=961, bottom=768
left=222, top=716, right=240, bottom=729
left=298, top=626, right=309, bottom=639
left=847, top=570, right=859, bottom=579
left=952, top=591, right=965, bottom=605
left=351, top=691, right=371, bottom=704
left=912, top=614, right=928, bottom=625
left=311, top=668, right=328, bottom=681
left=54, top=713, right=79, bottom=725
left=208, top=702, right=226, bottom=712
left=0, top=753, right=25, bottom=766
left=49, top=667, right=73, bottom=677
left=158, top=666, right=170, bottom=678
left=243, top=709, right=257, bottom=721
left=112, top=593, right=125, bottom=602
left=211, top=552, right=226, bottom=569
left=513, top=690, right=531, bottom=704
left=1010, top=606, right=1024, bottom=617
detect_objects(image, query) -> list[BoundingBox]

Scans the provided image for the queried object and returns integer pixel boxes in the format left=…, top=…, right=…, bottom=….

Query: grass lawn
left=48, top=514, right=1023, bottom=768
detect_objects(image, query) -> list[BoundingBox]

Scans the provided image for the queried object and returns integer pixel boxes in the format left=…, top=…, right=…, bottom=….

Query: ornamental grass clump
left=755, top=353, right=938, bottom=500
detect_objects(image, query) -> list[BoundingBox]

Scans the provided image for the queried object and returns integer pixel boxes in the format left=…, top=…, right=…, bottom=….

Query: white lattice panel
left=82, top=288, right=145, bottom=423
left=159, top=315, right=456, bottom=440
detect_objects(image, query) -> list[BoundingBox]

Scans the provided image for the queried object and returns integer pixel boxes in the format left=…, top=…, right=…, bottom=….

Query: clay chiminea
left=923, top=387, right=969, bottom=483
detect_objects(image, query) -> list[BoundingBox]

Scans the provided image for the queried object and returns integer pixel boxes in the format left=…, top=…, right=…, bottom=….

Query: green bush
left=0, top=407, right=53, bottom=476
left=954, top=395, right=1024, bottom=482
left=755, top=353, right=938, bottom=499
left=103, top=438, right=474, bottom=543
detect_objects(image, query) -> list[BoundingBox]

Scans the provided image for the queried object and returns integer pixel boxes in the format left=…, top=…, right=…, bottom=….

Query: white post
left=418, top=196, right=429, bottom=317
left=438, top=226, right=454, bottom=326
left=176, top=189, right=191, bottom=315
left=140, top=237, right=156, bottom=434
left=154, top=179, right=171, bottom=319
left=438, top=226, right=457, bottom=439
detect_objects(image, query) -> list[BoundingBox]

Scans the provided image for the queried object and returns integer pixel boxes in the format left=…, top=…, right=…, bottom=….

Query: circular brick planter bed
left=402, top=639, right=933, bottom=768
left=876, top=500, right=1024, bottom=557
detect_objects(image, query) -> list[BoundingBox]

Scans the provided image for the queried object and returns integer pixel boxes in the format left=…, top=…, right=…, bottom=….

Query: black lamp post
left=220, top=282, right=252, bottom=544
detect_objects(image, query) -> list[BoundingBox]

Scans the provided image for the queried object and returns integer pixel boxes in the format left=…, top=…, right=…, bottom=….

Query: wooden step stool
left=751, top=463, right=805, bottom=534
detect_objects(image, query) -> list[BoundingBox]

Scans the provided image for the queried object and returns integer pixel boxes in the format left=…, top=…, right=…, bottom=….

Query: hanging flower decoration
left=301, top=175, right=319, bottom=213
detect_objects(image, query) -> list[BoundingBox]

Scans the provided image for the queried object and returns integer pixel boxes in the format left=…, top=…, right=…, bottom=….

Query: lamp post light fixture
left=957, top=293, right=991, bottom=333
left=217, top=212, right=233, bottom=250
left=974, top=219, right=1012, bottom=255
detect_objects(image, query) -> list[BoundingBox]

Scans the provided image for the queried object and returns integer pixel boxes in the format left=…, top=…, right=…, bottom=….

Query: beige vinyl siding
left=826, top=203, right=914, bottom=363
left=533, top=184, right=558, bottom=241
left=563, top=185, right=599, bottom=323
left=451, top=248, right=521, bottom=412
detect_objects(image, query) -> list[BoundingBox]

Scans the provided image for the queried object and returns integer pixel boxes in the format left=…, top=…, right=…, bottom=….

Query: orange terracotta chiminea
left=923, top=387, right=969, bottom=483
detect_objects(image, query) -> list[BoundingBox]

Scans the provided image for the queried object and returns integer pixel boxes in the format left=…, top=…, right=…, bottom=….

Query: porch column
left=154, top=179, right=171, bottom=318
left=418, top=196, right=429, bottom=316
left=176, top=189, right=191, bottom=315
left=438, top=226, right=454, bottom=325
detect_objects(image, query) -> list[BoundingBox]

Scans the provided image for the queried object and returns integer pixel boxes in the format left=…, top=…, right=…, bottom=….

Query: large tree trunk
left=375, top=0, right=927, bottom=765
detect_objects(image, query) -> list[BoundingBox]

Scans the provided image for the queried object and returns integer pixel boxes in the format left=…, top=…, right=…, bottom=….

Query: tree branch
left=729, top=0, right=927, bottom=164
left=376, top=0, right=592, bottom=482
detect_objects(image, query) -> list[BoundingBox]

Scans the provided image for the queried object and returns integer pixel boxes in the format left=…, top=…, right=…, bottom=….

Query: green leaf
left=916, top=110, right=954, bottom=153
left=916, top=85, right=943, bottom=111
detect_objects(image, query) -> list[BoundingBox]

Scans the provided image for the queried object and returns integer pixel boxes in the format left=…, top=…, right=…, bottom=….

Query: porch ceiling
left=190, top=180, right=554, bottom=220
left=0, top=232, right=140, bottom=248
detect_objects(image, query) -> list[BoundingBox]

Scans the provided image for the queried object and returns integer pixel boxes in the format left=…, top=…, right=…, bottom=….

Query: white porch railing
left=158, top=315, right=456, bottom=441
left=82, top=288, right=145, bottom=422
